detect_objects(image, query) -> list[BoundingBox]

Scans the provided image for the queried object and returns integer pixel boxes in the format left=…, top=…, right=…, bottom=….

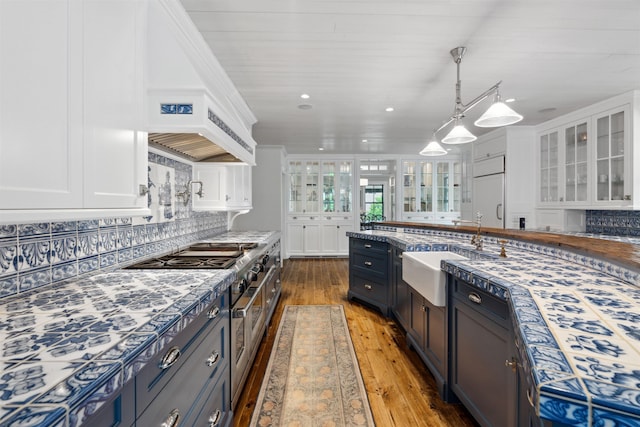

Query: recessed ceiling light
left=300, top=93, right=310, bottom=99
left=362, top=139, right=368, bottom=143
left=538, top=107, right=557, bottom=114
left=385, top=107, right=394, bottom=112
left=318, top=147, right=324, bottom=151
left=297, top=104, right=313, bottom=110
left=504, top=98, right=515, bottom=103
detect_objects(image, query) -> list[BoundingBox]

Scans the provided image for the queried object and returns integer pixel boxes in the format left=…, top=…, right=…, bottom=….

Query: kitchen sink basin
left=402, top=251, right=468, bottom=307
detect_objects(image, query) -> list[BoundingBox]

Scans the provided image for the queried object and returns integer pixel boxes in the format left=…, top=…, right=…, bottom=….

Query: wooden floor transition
left=233, top=258, right=479, bottom=427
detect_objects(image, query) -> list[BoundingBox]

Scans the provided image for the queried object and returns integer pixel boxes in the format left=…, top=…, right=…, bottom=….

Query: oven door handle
left=232, top=273, right=269, bottom=318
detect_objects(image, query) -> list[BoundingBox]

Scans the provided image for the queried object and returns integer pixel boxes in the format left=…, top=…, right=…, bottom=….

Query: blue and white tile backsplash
left=586, top=210, right=640, bottom=236
left=0, top=151, right=227, bottom=300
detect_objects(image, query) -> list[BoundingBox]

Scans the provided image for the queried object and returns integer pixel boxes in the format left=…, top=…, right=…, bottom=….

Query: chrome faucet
left=452, top=212, right=483, bottom=250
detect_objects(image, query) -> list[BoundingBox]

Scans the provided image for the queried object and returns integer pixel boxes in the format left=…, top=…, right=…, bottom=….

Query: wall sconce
left=419, top=46, right=523, bottom=155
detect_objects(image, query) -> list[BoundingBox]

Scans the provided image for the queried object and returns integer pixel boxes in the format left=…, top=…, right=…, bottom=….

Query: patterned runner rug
left=250, top=305, right=376, bottom=426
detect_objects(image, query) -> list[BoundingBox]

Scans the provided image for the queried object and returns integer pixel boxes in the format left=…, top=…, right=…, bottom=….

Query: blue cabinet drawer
left=137, top=315, right=229, bottom=425
left=350, top=273, right=389, bottom=306
left=136, top=292, right=228, bottom=417
left=350, top=238, right=388, bottom=255
left=183, top=366, right=231, bottom=427
left=451, top=278, right=508, bottom=327
left=350, top=250, right=389, bottom=279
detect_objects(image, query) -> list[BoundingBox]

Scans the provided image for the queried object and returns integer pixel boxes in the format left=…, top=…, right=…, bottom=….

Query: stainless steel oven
left=230, top=245, right=278, bottom=407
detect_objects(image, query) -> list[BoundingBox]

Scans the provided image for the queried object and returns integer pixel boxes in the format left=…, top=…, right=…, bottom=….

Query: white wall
left=232, top=146, right=285, bottom=231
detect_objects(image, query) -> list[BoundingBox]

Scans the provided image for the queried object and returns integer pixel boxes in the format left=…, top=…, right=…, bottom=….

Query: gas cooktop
left=125, top=242, right=259, bottom=270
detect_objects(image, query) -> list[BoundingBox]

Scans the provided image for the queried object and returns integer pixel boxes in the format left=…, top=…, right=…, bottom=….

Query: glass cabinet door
left=420, top=161, right=433, bottom=212
left=436, top=162, right=448, bottom=212
left=596, top=110, right=625, bottom=202
left=322, top=162, right=335, bottom=212
left=564, top=122, right=588, bottom=203
left=288, top=161, right=304, bottom=213
left=304, top=161, right=320, bottom=213
left=539, top=131, right=559, bottom=203
left=403, top=161, right=416, bottom=212
left=338, top=161, right=352, bottom=213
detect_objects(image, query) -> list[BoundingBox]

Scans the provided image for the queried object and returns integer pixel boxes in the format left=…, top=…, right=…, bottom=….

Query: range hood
left=147, top=2, right=258, bottom=165
left=148, top=132, right=241, bottom=162
left=147, top=89, right=257, bottom=165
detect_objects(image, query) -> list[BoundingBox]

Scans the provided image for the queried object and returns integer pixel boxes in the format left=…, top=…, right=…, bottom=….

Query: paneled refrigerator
left=472, top=156, right=505, bottom=228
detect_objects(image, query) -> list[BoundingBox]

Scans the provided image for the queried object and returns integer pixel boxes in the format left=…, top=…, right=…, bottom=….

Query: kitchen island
left=348, top=223, right=640, bottom=427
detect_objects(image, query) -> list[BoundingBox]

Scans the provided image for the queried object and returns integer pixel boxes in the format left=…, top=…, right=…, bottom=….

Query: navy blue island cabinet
left=448, top=274, right=547, bottom=427
left=82, top=292, right=231, bottom=427
left=348, top=237, right=392, bottom=315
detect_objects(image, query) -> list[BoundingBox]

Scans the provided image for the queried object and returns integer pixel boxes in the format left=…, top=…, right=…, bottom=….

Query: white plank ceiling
left=180, top=0, right=640, bottom=155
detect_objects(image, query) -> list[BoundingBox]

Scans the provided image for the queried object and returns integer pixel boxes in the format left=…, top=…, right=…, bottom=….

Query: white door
left=472, top=173, right=505, bottom=228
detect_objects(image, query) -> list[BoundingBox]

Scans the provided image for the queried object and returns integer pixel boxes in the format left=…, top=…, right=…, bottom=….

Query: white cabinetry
left=0, top=1, right=148, bottom=222
left=285, top=158, right=355, bottom=256
left=400, top=159, right=461, bottom=224
left=192, top=163, right=252, bottom=211
left=536, top=91, right=639, bottom=211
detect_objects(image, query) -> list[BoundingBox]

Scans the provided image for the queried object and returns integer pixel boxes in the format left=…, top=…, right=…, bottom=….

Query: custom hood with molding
left=147, top=0, right=257, bottom=165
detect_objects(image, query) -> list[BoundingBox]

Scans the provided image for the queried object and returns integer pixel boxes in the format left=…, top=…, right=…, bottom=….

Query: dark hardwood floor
left=232, top=258, right=478, bottom=427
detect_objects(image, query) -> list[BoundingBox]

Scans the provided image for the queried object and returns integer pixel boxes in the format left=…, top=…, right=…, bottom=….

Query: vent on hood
left=148, top=133, right=242, bottom=162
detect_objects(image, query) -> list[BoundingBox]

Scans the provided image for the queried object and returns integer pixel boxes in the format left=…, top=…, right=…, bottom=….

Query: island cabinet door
left=449, top=277, right=517, bottom=427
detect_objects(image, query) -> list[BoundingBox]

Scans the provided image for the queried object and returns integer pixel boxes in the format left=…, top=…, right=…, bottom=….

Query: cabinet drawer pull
left=364, top=244, right=372, bottom=248
left=159, top=346, right=181, bottom=370
left=208, top=409, right=222, bottom=427
left=364, top=261, right=373, bottom=266
left=526, top=388, right=534, bottom=408
left=161, top=408, right=180, bottom=427
left=468, top=292, right=482, bottom=304
left=505, top=357, right=517, bottom=372
left=207, top=306, right=220, bottom=319
left=364, top=284, right=373, bottom=290
left=206, top=351, right=220, bottom=367
left=421, top=304, right=427, bottom=312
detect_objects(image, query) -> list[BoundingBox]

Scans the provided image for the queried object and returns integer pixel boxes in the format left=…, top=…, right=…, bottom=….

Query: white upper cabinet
left=288, top=159, right=353, bottom=215
left=0, top=0, right=148, bottom=222
left=82, top=1, right=148, bottom=209
left=537, top=91, right=639, bottom=209
left=0, top=1, right=83, bottom=210
left=192, top=163, right=252, bottom=211
left=400, top=159, right=461, bottom=223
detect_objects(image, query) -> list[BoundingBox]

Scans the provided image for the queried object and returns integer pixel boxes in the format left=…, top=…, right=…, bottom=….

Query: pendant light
left=441, top=118, right=477, bottom=144
left=419, top=135, right=448, bottom=156
left=420, top=47, right=523, bottom=153
left=474, top=90, right=523, bottom=127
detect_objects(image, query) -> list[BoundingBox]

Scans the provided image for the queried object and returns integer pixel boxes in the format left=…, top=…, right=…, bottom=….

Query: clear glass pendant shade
left=419, top=140, right=448, bottom=156
left=441, top=123, right=477, bottom=144
left=474, top=101, right=523, bottom=127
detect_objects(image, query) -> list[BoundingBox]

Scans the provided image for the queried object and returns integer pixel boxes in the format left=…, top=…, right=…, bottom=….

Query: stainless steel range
left=125, top=237, right=282, bottom=408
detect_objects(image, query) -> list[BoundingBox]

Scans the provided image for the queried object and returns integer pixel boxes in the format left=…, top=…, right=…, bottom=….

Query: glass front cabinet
left=537, top=98, right=635, bottom=208
left=401, top=159, right=461, bottom=223
left=287, top=159, right=354, bottom=257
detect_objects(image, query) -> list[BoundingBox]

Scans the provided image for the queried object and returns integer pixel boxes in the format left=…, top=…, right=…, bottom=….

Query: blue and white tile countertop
left=348, top=227, right=640, bottom=427
left=0, top=230, right=279, bottom=427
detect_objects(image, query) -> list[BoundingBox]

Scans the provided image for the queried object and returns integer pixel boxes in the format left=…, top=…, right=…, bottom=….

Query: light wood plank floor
left=233, top=258, right=478, bottom=427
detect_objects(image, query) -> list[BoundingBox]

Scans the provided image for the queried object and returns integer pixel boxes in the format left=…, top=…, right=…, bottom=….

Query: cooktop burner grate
left=126, top=255, right=238, bottom=270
